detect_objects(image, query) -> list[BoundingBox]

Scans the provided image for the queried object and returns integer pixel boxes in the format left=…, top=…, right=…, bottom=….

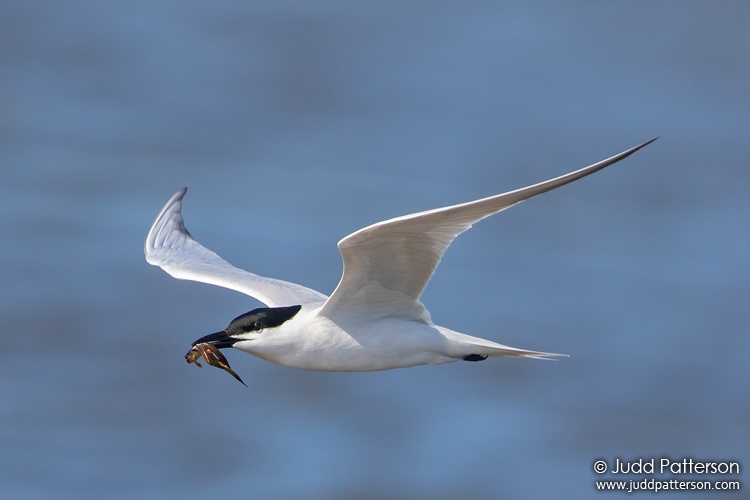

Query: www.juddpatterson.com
left=592, top=458, right=741, bottom=493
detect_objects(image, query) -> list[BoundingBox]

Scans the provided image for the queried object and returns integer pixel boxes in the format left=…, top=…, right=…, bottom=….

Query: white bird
left=145, top=139, right=655, bottom=379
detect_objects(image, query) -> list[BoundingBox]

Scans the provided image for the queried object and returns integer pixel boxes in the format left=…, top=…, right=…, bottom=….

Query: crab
left=185, top=342, right=246, bottom=386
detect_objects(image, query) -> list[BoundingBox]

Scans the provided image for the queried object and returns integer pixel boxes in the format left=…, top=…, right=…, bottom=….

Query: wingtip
left=145, top=187, right=191, bottom=258
left=174, top=186, right=188, bottom=202
left=163, top=187, right=189, bottom=214
left=598, top=136, right=658, bottom=167
left=627, top=136, right=659, bottom=154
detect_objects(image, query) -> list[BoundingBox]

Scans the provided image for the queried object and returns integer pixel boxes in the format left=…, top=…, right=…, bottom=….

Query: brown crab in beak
left=185, top=341, right=246, bottom=387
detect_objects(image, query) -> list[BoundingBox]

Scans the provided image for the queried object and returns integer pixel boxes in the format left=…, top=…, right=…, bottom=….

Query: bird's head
left=191, top=305, right=303, bottom=350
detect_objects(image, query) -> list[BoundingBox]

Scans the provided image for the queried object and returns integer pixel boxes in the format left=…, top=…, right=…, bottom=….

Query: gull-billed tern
left=145, top=139, right=655, bottom=378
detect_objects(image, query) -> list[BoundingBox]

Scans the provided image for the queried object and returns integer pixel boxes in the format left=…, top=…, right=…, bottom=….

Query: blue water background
left=1, top=2, right=748, bottom=499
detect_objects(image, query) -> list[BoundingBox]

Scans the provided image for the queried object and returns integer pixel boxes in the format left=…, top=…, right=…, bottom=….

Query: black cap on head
left=226, top=305, right=303, bottom=335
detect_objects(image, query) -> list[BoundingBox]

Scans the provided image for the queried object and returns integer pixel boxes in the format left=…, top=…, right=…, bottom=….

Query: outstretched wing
left=144, top=188, right=328, bottom=308
left=320, top=139, right=657, bottom=320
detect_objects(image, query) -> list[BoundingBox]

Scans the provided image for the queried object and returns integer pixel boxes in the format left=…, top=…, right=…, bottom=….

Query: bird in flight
left=145, top=139, right=655, bottom=384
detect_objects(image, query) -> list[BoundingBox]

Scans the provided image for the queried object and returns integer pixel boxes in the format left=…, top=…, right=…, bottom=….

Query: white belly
left=239, top=314, right=455, bottom=371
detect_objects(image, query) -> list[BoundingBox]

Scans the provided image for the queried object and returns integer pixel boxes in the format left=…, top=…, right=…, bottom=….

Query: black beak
left=191, top=330, right=237, bottom=349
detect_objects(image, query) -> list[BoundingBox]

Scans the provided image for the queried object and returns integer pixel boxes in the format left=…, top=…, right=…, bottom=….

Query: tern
left=145, top=139, right=655, bottom=378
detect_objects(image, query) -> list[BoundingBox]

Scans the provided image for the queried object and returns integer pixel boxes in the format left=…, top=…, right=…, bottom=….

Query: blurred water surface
left=1, top=1, right=748, bottom=499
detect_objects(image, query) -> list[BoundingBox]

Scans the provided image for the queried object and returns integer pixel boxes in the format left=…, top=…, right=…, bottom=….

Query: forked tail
left=438, top=326, right=568, bottom=361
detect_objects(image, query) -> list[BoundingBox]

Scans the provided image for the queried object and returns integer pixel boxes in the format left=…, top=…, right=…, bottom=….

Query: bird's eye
left=251, top=321, right=264, bottom=332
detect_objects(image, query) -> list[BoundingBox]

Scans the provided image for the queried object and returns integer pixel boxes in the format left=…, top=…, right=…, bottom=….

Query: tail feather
left=437, top=326, right=568, bottom=361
